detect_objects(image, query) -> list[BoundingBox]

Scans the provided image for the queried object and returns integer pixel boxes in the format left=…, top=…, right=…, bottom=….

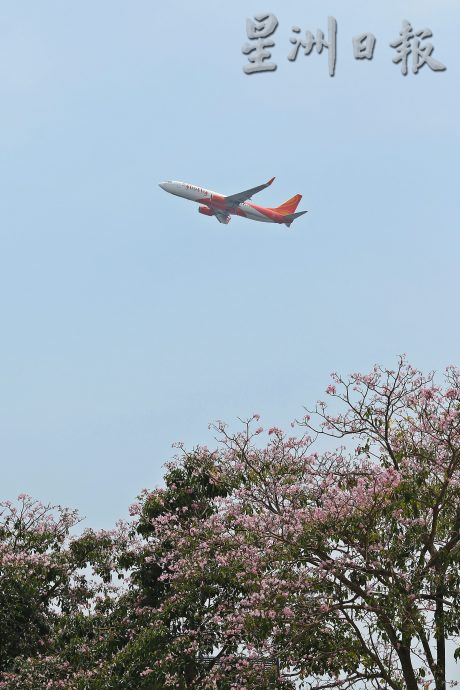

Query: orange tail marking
left=272, top=194, right=302, bottom=215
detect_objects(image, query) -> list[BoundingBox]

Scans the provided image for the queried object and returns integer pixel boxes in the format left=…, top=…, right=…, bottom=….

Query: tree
left=128, top=358, right=460, bottom=689
left=0, top=494, right=81, bottom=671
left=0, top=495, right=126, bottom=689
left=94, top=448, right=241, bottom=689
left=67, top=445, right=286, bottom=689
left=0, top=453, right=240, bottom=690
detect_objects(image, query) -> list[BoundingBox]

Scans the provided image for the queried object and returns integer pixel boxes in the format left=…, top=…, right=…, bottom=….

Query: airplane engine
left=198, top=206, right=214, bottom=216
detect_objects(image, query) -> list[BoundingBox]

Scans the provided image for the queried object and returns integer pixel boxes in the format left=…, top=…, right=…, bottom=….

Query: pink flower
left=268, top=427, right=282, bottom=436
left=326, top=384, right=336, bottom=395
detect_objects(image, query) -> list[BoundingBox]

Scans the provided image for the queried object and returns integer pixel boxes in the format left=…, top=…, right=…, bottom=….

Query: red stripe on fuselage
left=196, top=197, right=285, bottom=223
left=245, top=202, right=284, bottom=222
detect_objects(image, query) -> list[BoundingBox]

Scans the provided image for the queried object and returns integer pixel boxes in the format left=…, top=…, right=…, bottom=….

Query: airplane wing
left=224, top=177, right=275, bottom=205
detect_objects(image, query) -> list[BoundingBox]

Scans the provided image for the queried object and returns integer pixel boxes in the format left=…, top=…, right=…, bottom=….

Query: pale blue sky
left=0, top=0, right=459, bottom=532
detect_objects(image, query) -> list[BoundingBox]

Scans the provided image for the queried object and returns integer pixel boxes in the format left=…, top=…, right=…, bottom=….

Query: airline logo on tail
left=159, top=177, right=308, bottom=227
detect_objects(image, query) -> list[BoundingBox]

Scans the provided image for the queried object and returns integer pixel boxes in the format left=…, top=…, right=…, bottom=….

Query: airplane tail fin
left=271, top=194, right=302, bottom=215
left=283, top=210, right=308, bottom=227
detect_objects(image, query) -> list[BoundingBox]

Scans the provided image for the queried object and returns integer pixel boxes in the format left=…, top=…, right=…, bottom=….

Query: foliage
left=0, top=495, right=127, bottom=688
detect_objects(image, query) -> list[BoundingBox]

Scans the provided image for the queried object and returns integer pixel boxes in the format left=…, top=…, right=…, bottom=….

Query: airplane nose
left=159, top=182, right=167, bottom=191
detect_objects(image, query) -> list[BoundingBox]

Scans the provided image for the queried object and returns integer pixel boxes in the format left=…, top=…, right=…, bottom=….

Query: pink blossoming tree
left=0, top=495, right=128, bottom=689
left=127, top=358, right=460, bottom=690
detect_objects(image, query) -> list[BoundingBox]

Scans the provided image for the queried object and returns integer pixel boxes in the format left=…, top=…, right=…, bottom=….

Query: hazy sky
left=0, top=0, right=458, bottom=537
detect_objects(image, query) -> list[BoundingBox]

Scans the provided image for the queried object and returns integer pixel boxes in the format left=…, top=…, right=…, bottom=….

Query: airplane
left=158, top=177, right=308, bottom=227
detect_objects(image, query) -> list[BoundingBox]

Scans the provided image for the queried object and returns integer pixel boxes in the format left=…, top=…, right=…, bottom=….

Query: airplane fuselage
left=159, top=180, right=291, bottom=224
